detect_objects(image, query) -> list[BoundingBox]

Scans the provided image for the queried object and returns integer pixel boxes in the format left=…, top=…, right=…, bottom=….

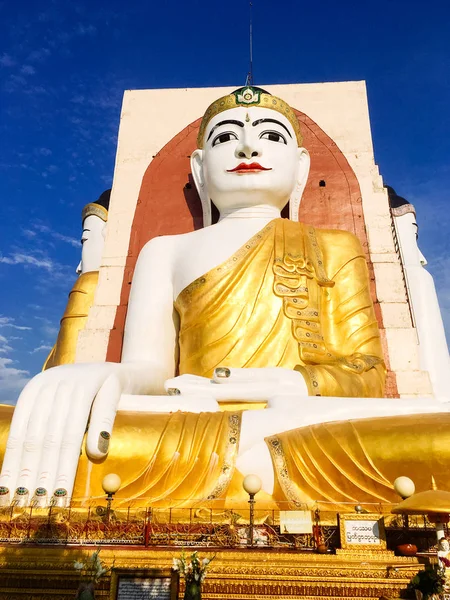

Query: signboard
left=117, top=577, right=171, bottom=599
left=339, top=514, right=387, bottom=550
left=111, top=570, right=178, bottom=600
left=279, top=510, right=313, bottom=534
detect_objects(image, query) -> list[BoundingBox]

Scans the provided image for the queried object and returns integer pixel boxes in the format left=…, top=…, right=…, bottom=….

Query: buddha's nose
left=235, top=132, right=261, bottom=160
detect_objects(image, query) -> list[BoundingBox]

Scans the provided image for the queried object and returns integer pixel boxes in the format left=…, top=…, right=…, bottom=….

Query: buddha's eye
left=212, top=131, right=238, bottom=146
left=260, top=130, right=287, bottom=144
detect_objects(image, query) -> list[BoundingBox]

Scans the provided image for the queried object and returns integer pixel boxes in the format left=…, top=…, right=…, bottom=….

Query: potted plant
left=73, top=548, right=113, bottom=599
left=172, top=551, right=215, bottom=600
left=408, top=564, right=446, bottom=600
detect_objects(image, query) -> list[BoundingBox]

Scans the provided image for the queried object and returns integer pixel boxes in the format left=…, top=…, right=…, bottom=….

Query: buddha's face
left=395, top=211, right=427, bottom=267
left=439, top=538, right=450, bottom=552
left=192, top=106, right=309, bottom=214
left=76, top=214, right=106, bottom=275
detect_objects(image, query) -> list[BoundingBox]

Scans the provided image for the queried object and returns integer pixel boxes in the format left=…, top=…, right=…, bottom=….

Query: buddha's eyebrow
left=252, top=118, right=292, bottom=138
left=206, top=119, right=244, bottom=141
left=82, top=229, right=90, bottom=233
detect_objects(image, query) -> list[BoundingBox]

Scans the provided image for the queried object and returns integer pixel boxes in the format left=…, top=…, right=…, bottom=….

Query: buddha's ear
left=191, top=149, right=212, bottom=227
left=289, top=147, right=310, bottom=222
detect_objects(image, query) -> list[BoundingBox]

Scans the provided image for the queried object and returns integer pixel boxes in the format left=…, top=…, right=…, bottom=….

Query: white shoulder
left=139, top=234, right=175, bottom=256
left=139, top=228, right=203, bottom=256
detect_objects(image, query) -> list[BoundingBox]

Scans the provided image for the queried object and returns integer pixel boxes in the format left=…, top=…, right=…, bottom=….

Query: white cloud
left=34, top=317, right=59, bottom=339
left=28, top=48, right=51, bottom=62
left=0, top=53, right=15, bottom=67
left=0, top=316, right=32, bottom=331
left=0, top=252, right=54, bottom=270
left=54, top=233, right=79, bottom=247
left=76, top=23, right=97, bottom=36
left=30, top=344, right=52, bottom=354
left=20, top=65, right=36, bottom=75
left=22, top=229, right=37, bottom=239
left=0, top=357, right=30, bottom=403
left=24, top=222, right=79, bottom=248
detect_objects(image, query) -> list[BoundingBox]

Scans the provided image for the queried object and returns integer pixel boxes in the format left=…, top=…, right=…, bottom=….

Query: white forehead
left=204, top=106, right=296, bottom=141
left=82, top=214, right=106, bottom=233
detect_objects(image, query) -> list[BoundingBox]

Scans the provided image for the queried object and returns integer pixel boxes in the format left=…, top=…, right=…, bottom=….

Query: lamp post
left=393, top=476, right=416, bottom=529
left=392, top=476, right=450, bottom=558
left=243, top=474, right=262, bottom=547
left=102, top=473, right=121, bottom=522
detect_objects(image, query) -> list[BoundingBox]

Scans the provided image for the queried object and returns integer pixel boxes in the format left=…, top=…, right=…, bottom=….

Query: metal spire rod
left=245, top=0, right=254, bottom=86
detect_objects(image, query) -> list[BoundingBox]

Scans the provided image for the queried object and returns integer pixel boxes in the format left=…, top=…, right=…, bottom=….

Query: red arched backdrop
left=106, top=109, right=398, bottom=397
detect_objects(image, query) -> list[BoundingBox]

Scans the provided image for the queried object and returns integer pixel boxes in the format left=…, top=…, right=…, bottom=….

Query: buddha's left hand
left=164, top=367, right=308, bottom=401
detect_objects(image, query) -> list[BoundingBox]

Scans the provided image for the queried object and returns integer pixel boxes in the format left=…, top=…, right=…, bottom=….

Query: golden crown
left=197, top=86, right=303, bottom=148
left=82, top=202, right=108, bottom=223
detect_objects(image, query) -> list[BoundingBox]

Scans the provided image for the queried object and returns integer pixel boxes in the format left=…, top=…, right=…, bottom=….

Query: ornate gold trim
left=82, top=202, right=108, bottom=222
left=206, top=412, right=241, bottom=500
left=0, top=545, right=423, bottom=599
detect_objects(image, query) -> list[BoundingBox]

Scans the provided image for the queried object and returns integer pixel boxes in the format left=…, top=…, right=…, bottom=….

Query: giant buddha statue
left=0, top=87, right=449, bottom=509
left=43, top=190, right=110, bottom=370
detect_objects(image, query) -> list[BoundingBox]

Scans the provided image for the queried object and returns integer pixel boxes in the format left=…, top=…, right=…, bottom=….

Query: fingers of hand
left=172, top=380, right=275, bottom=401
left=53, top=384, right=95, bottom=500
left=86, top=374, right=121, bottom=460
left=0, top=377, right=45, bottom=489
left=34, top=381, right=73, bottom=498
left=15, top=381, right=60, bottom=495
left=212, top=367, right=302, bottom=385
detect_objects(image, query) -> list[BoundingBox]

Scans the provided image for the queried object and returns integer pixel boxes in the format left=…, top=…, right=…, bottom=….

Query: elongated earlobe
left=191, top=149, right=212, bottom=227
left=289, top=148, right=311, bottom=221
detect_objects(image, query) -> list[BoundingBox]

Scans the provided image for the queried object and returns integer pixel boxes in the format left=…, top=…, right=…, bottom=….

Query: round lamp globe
left=394, top=476, right=415, bottom=499
left=102, top=473, right=122, bottom=495
left=243, top=474, right=262, bottom=496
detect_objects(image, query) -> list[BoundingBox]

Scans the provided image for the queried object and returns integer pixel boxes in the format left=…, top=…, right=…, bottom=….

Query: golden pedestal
left=0, top=545, right=422, bottom=599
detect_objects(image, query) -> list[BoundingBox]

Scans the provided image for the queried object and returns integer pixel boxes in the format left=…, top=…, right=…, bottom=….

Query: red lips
left=227, top=162, right=272, bottom=173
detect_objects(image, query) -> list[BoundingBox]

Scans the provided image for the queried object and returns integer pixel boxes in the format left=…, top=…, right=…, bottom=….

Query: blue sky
left=0, top=0, right=449, bottom=403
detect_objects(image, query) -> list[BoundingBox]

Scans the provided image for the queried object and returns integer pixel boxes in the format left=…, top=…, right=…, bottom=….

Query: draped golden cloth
left=267, top=413, right=450, bottom=506
left=0, top=405, right=449, bottom=507
left=43, top=271, right=99, bottom=370
left=72, top=411, right=242, bottom=506
left=176, top=218, right=386, bottom=397
left=0, top=405, right=242, bottom=507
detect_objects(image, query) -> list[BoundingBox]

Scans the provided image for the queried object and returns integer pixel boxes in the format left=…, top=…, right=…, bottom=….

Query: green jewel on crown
left=35, top=487, right=47, bottom=497
left=235, top=87, right=261, bottom=105
left=54, top=488, right=67, bottom=497
left=0, top=486, right=9, bottom=496
left=16, top=487, right=28, bottom=496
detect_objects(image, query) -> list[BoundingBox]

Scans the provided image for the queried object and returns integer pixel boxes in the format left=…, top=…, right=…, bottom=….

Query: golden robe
left=43, top=271, right=99, bottom=369
left=267, top=412, right=450, bottom=506
left=176, top=219, right=385, bottom=397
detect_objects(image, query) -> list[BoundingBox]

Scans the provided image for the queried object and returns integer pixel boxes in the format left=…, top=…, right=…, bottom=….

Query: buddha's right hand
left=0, top=361, right=147, bottom=506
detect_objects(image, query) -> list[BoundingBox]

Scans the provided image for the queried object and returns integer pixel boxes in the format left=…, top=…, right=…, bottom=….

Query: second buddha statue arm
left=295, top=232, right=386, bottom=398
left=120, top=235, right=178, bottom=388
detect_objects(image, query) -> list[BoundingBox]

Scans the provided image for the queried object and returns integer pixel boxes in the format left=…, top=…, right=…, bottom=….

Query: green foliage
left=408, top=564, right=446, bottom=598
left=73, top=548, right=113, bottom=584
left=172, top=551, right=215, bottom=584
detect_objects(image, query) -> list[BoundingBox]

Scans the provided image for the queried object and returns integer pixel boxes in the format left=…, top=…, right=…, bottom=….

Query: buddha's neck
left=218, top=205, right=281, bottom=222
